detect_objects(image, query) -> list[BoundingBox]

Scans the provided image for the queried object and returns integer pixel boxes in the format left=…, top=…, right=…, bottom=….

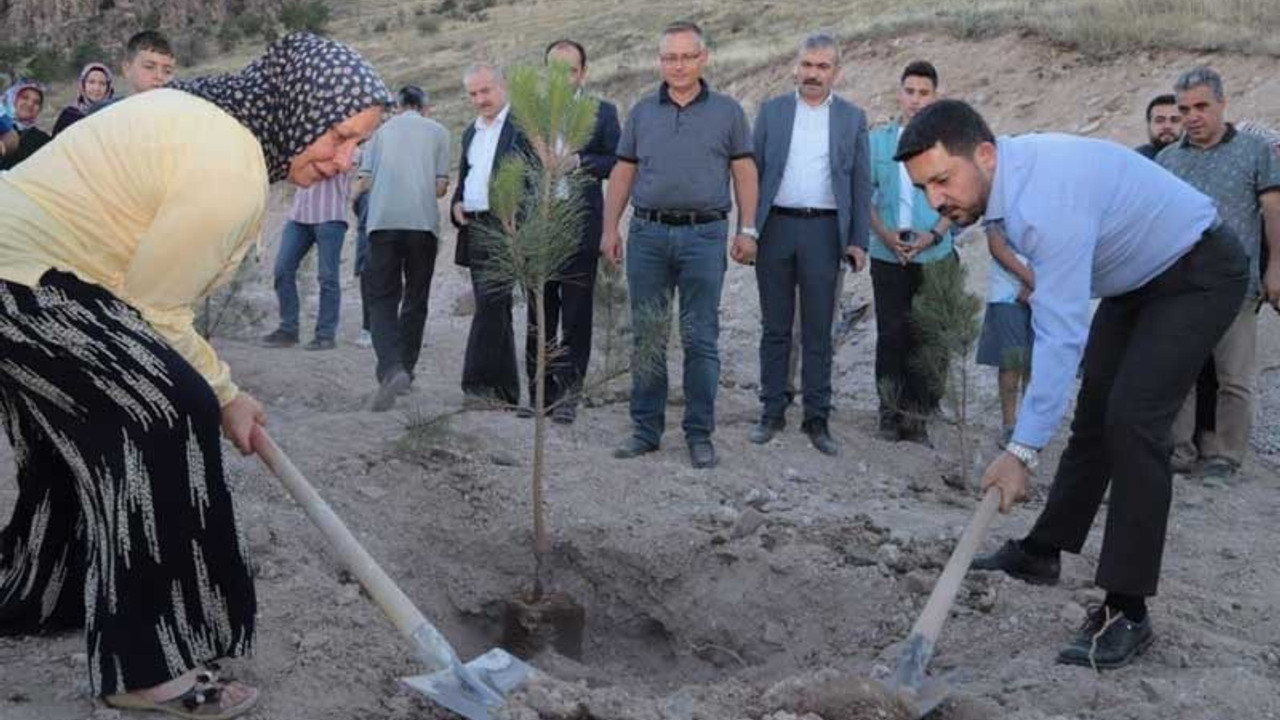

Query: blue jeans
left=626, top=217, right=727, bottom=446
left=273, top=220, right=347, bottom=340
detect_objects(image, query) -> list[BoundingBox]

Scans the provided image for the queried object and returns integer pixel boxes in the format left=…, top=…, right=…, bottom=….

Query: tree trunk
left=531, top=287, right=550, bottom=597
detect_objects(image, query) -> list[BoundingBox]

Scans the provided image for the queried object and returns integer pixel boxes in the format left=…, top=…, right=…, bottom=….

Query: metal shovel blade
left=883, top=633, right=952, bottom=718
left=401, top=648, right=533, bottom=720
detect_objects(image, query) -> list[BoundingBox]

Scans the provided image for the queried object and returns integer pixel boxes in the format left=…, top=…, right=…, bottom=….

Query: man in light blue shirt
left=867, top=60, right=955, bottom=445
left=896, top=100, right=1247, bottom=670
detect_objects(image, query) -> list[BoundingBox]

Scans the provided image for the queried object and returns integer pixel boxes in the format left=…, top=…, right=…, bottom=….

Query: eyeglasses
left=659, top=52, right=703, bottom=66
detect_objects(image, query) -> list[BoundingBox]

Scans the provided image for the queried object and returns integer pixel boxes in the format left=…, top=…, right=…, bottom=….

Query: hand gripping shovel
left=252, top=428, right=532, bottom=720
left=885, top=487, right=1001, bottom=718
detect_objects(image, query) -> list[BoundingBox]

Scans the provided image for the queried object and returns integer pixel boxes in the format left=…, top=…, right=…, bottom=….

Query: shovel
left=885, top=486, right=1001, bottom=718
left=252, top=427, right=532, bottom=720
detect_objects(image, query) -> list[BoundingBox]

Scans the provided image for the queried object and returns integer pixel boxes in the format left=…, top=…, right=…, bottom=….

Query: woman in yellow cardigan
left=0, top=33, right=389, bottom=719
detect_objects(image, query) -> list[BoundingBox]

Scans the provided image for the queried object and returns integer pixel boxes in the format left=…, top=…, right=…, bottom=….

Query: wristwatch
left=740, top=227, right=759, bottom=239
left=927, top=228, right=943, bottom=244
left=1006, top=441, right=1039, bottom=471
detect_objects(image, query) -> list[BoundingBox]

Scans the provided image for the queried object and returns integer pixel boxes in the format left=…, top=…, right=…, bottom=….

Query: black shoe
left=748, top=417, right=785, bottom=445
left=551, top=403, right=576, bottom=425
left=261, top=328, right=298, bottom=348
left=613, top=436, right=658, bottom=459
left=370, top=369, right=411, bottom=412
left=305, top=337, right=336, bottom=351
left=689, top=441, right=718, bottom=469
left=515, top=405, right=536, bottom=419
left=802, top=418, right=839, bottom=457
left=1057, top=606, right=1155, bottom=669
left=971, top=539, right=1061, bottom=586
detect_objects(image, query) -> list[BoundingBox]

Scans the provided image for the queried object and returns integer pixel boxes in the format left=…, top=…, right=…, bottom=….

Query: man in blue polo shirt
left=601, top=20, right=758, bottom=470
left=897, top=100, right=1246, bottom=669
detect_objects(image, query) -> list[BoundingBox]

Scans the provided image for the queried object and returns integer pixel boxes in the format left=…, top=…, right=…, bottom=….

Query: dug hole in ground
left=5, top=31, right=1280, bottom=720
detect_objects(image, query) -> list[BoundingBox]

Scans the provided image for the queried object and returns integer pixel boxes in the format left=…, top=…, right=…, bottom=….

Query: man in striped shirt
left=262, top=171, right=352, bottom=351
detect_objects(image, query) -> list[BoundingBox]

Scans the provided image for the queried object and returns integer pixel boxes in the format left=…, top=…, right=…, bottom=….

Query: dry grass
left=309, top=0, right=1280, bottom=137
left=34, top=0, right=1276, bottom=154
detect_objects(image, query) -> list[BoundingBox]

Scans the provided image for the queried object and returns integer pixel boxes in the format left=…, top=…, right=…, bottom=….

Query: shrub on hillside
left=417, top=17, right=440, bottom=35
left=279, top=0, right=332, bottom=35
left=70, top=41, right=107, bottom=74
left=26, top=48, right=70, bottom=82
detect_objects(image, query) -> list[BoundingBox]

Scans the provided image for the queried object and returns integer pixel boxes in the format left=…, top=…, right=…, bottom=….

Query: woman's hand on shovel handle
left=981, top=452, right=1030, bottom=513
left=222, top=392, right=267, bottom=456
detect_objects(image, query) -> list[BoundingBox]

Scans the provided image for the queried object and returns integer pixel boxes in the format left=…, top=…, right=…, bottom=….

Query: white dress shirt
left=462, top=104, right=510, bottom=212
left=773, top=92, right=837, bottom=209
left=896, top=126, right=914, bottom=230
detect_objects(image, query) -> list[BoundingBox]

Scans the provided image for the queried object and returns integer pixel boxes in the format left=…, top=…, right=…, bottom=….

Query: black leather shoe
left=689, top=441, right=718, bottom=469
left=1057, top=606, right=1155, bottom=669
left=971, top=539, right=1061, bottom=585
left=748, top=417, right=785, bottom=444
left=802, top=419, right=839, bottom=456
left=613, top=437, right=658, bottom=459
left=515, top=405, right=536, bottom=419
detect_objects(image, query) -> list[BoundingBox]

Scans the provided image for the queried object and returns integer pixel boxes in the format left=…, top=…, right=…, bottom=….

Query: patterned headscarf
left=171, top=32, right=391, bottom=182
left=3, top=80, right=45, bottom=131
left=76, top=63, right=115, bottom=112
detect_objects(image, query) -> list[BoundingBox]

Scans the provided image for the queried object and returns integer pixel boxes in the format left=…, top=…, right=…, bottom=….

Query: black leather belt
left=462, top=210, right=492, bottom=220
left=772, top=206, right=837, bottom=218
left=634, top=208, right=727, bottom=226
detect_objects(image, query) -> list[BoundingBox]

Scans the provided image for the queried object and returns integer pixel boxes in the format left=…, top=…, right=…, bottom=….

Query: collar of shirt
left=659, top=79, right=710, bottom=106
left=1179, top=122, right=1237, bottom=150
left=984, top=136, right=1011, bottom=222
left=793, top=89, right=834, bottom=109
left=475, top=104, right=510, bottom=132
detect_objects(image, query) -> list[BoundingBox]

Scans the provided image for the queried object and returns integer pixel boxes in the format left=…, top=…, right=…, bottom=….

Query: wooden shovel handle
left=908, top=486, right=1002, bottom=644
left=251, top=427, right=434, bottom=643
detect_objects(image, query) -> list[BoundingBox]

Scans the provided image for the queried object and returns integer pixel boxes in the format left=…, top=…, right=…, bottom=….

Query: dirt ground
left=4, top=32, right=1280, bottom=720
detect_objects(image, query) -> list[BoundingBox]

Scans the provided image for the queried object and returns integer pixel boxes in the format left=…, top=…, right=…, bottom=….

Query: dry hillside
left=3, top=3, right=1280, bottom=720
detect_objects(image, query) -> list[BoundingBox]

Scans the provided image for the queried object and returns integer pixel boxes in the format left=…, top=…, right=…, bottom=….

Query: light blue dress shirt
left=987, top=134, right=1219, bottom=449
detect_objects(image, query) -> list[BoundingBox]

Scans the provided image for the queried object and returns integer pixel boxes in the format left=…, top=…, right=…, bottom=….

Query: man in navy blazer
left=746, top=32, right=871, bottom=456
left=451, top=63, right=529, bottom=406
left=520, top=39, right=622, bottom=424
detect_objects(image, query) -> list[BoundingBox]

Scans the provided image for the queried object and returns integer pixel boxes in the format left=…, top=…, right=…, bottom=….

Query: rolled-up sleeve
left=121, top=161, right=265, bottom=407
left=1013, top=221, right=1098, bottom=448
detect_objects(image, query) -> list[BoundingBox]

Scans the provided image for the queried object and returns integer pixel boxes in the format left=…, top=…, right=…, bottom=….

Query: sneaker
left=613, top=436, right=658, bottom=459
left=370, top=369, right=411, bottom=412
left=305, top=337, right=336, bottom=351
left=1197, top=457, right=1237, bottom=481
left=748, top=417, right=785, bottom=445
left=355, top=329, right=373, bottom=348
left=971, top=539, right=1061, bottom=585
left=261, top=329, right=298, bottom=348
left=1057, top=605, right=1155, bottom=670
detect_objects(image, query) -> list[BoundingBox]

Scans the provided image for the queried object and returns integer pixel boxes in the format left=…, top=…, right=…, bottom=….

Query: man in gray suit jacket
left=745, top=32, right=871, bottom=456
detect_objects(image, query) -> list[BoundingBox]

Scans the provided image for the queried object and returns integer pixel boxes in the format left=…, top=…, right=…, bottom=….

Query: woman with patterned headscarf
left=0, top=33, right=390, bottom=719
left=52, top=62, right=115, bottom=136
left=0, top=79, right=51, bottom=169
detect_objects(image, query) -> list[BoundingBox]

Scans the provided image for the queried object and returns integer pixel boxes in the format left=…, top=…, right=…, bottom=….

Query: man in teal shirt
left=868, top=60, right=954, bottom=444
